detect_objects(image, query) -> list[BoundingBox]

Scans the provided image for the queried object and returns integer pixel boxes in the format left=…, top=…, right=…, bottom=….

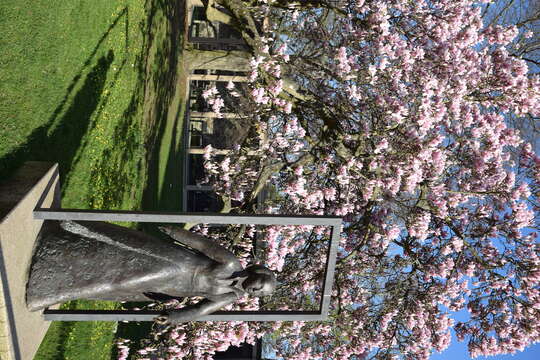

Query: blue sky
left=431, top=333, right=540, bottom=360
left=431, top=307, right=539, bottom=360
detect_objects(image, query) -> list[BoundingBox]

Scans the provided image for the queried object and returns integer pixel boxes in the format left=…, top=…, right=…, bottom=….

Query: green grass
left=0, top=0, right=147, bottom=211
left=142, top=84, right=187, bottom=213
left=139, top=0, right=188, bottom=213
left=0, top=0, right=188, bottom=358
left=34, top=301, right=121, bottom=360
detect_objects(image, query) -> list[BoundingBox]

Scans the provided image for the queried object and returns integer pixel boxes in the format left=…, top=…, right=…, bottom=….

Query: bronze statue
left=26, top=221, right=276, bottom=323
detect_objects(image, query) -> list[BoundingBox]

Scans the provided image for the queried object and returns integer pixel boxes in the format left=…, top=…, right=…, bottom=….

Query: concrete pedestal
left=0, top=162, right=60, bottom=360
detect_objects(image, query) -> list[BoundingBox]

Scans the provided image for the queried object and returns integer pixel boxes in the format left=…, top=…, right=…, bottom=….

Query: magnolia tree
left=481, top=0, right=540, bottom=151
left=123, top=0, right=540, bottom=359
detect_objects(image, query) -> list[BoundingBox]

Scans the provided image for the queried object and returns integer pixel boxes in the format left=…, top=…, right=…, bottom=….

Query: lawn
left=0, top=0, right=147, bottom=210
left=0, top=0, right=187, bottom=358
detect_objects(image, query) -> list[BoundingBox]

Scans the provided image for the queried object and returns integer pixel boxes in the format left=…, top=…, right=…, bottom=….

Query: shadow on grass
left=0, top=8, right=129, bottom=180
left=81, top=52, right=146, bottom=209
left=113, top=0, right=188, bottom=353
left=140, top=0, right=186, bottom=213
left=0, top=51, right=115, bottom=181
left=75, top=0, right=188, bottom=211
left=33, top=321, right=75, bottom=360
left=142, top=99, right=186, bottom=213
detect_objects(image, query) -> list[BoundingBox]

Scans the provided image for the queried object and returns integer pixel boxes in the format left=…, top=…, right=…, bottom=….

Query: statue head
left=242, top=265, right=277, bottom=297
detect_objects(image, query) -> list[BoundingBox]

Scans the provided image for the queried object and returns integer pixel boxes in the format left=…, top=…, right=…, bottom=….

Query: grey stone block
left=0, top=162, right=60, bottom=360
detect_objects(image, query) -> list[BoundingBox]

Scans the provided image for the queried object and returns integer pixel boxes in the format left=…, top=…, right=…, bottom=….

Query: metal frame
left=32, top=171, right=341, bottom=322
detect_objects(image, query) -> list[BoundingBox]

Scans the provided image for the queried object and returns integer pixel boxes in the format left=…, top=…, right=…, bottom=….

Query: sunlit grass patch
left=34, top=301, right=121, bottom=360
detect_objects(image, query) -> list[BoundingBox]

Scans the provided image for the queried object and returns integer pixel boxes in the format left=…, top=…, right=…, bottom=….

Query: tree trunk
left=184, top=49, right=250, bottom=71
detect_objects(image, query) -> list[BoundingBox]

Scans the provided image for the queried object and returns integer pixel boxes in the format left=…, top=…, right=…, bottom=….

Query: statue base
left=0, top=162, right=60, bottom=360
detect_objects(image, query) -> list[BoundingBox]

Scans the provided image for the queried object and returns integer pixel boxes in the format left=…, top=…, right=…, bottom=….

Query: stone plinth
left=0, top=162, right=60, bottom=360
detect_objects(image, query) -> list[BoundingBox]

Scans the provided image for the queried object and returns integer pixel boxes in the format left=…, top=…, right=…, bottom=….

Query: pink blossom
left=168, top=1, right=540, bottom=358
